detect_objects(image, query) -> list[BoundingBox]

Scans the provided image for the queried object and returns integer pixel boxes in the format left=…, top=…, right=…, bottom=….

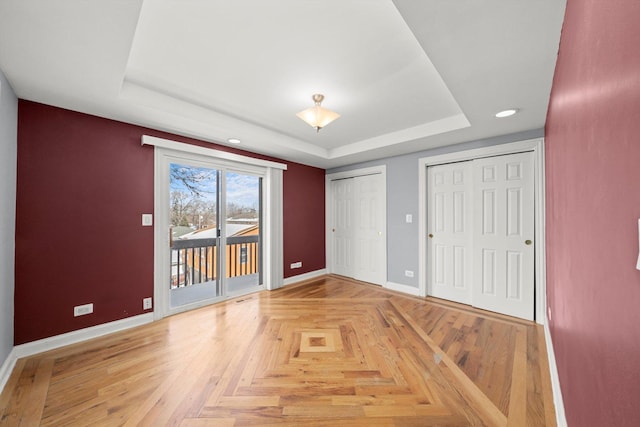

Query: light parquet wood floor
left=0, top=275, right=556, bottom=426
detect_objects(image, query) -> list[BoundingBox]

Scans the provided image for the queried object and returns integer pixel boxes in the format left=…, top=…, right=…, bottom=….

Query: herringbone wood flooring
left=0, top=275, right=556, bottom=426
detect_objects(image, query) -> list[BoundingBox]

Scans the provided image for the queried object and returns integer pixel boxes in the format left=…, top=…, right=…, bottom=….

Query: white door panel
left=472, top=152, right=535, bottom=320
left=330, top=173, right=386, bottom=285
left=427, top=162, right=473, bottom=304
left=426, top=152, right=535, bottom=320
left=353, top=174, right=385, bottom=285
left=332, top=179, right=354, bottom=277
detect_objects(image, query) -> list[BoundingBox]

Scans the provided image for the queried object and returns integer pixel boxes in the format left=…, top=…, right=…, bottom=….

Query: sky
left=170, top=163, right=259, bottom=209
left=225, top=172, right=260, bottom=209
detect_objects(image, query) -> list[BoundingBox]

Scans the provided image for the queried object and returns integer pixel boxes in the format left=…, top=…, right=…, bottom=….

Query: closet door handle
left=525, top=239, right=532, bottom=245
left=428, top=233, right=434, bottom=238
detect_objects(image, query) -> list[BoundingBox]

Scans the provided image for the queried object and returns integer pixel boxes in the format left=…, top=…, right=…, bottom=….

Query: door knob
left=525, top=239, right=532, bottom=245
left=428, top=233, right=434, bottom=238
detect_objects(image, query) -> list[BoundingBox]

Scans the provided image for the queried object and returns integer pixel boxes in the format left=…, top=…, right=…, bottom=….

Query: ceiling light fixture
left=227, top=138, right=241, bottom=144
left=296, top=94, right=340, bottom=132
left=495, top=109, right=519, bottom=118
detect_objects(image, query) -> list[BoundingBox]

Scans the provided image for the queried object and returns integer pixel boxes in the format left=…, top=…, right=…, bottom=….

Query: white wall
left=0, top=69, right=17, bottom=365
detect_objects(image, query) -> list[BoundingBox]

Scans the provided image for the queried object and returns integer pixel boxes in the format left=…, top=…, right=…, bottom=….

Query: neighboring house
left=171, top=225, right=195, bottom=239
left=171, top=219, right=260, bottom=287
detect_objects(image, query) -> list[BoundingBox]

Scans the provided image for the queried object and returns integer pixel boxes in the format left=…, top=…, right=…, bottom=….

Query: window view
left=169, top=163, right=261, bottom=307
left=170, top=163, right=217, bottom=292
left=225, top=171, right=261, bottom=292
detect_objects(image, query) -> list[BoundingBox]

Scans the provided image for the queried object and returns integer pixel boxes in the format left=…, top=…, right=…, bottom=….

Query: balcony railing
left=170, top=236, right=260, bottom=289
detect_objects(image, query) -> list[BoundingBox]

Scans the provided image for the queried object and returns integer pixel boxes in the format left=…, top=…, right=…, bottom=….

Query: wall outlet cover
left=74, top=303, right=94, bottom=317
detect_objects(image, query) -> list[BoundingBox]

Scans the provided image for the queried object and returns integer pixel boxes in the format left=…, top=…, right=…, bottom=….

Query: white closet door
left=331, top=178, right=354, bottom=278
left=353, top=174, right=386, bottom=285
left=472, top=152, right=535, bottom=320
left=427, top=162, right=473, bottom=304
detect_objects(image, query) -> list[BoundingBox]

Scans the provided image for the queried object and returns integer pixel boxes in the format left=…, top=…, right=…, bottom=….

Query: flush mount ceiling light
left=296, top=94, right=340, bottom=132
left=495, top=109, right=519, bottom=118
left=227, top=138, right=241, bottom=144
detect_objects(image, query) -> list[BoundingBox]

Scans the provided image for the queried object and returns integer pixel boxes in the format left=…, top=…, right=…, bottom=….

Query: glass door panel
left=224, top=171, right=262, bottom=294
left=169, top=162, right=220, bottom=309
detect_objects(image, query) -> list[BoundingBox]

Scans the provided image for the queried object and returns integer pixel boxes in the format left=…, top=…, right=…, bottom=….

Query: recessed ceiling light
left=227, top=138, right=241, bottom=144
left=495, top=109, right=519, bottom=118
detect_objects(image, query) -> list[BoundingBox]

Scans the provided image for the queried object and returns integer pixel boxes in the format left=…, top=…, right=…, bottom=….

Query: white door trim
left=326, top=165, right=387, bottom=285
left=418, top=138, right=546, bottom=324
left=151, top=141, right=284, bottom=320
left=142, top=135, right=287, bottom=170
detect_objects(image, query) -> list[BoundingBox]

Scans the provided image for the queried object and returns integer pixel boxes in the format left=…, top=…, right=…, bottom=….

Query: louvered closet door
left=427, top=161, right=473, bottom=304
left=472, top=152, right=535, bottom=320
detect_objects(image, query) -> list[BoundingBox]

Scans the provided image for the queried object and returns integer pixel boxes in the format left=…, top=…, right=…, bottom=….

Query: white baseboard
left=385, top=281, right=421, bottom=296
left=282, top=269, right=327, bottom=287
left=0, top=313, right=154, bottom=394
left=13, top=313, right=154, bottom=359
left=544, top=321, right=568, bottom=427
left=0, top=348, right=18, bottom=395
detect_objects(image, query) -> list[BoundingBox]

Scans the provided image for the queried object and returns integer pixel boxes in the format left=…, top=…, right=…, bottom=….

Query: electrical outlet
left=405, top=270, right=414, bottom=278
left=290, top=261, right=302, bottom=269
left=143, top=297, right=153, bottom=310
left=74, top=303, right=93, bottom=317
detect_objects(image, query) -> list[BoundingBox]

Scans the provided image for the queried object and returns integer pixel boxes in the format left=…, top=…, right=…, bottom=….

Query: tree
left=170, top=191, right=193, bottom=226
left=170, top=165, right=218, bottom=229
left=170, top=165, right=215, bottom=198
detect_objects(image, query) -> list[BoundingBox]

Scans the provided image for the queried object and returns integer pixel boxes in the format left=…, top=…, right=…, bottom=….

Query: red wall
left=545, top=1, right=640, bottom=425
left=15, top=101, right=325, bottom=344
left=283, top=162, right=326, bottom=275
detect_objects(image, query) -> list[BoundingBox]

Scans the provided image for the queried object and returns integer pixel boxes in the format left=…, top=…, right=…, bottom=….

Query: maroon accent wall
left=545, top=1, right=640, bottom=425
left=283, top=162, right=326, bottom=276
left=15, top=100, right=325, bottom=345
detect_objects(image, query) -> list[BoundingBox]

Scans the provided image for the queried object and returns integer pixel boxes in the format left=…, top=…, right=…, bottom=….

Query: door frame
left=418, top=138, right=546, bottom=324
left=144, top=135, right=286, bottom=320
left=326, top=165, right=387, bottom=285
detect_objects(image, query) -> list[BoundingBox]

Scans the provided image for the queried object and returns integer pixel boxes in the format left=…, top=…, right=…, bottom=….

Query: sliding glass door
left=166, top=159, right=263, bottom=312
left=169, top=162, right=221, bottom=308
left=224, top=171, right=262, bottom=295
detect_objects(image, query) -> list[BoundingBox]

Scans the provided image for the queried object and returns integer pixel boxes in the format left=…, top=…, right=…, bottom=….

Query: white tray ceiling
left=0, top=0, right=566, bottom=168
